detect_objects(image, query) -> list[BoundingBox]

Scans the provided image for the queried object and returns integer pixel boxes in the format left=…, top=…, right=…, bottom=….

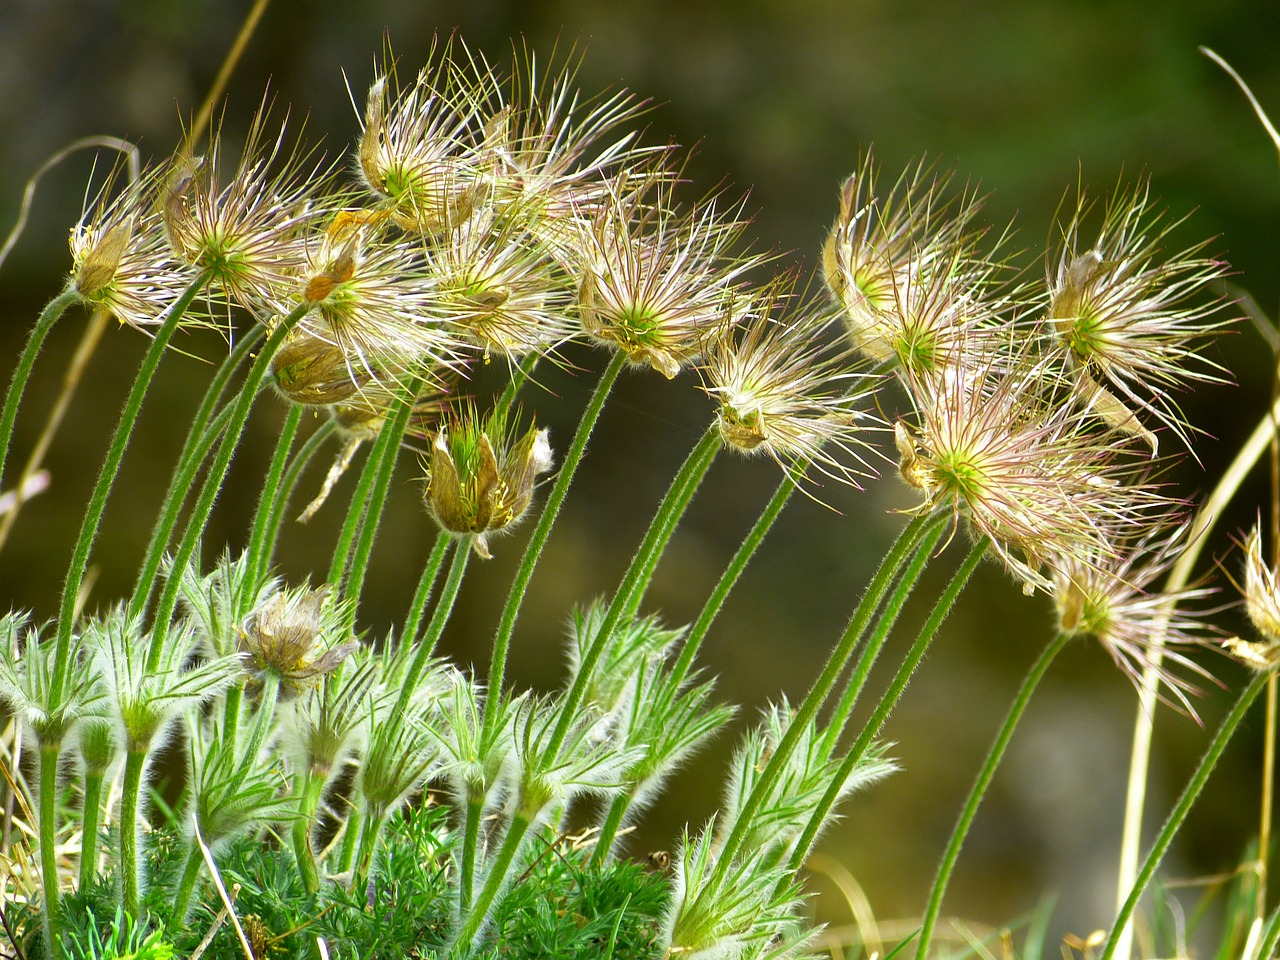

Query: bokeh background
left=2, top=0, right=1279, bottom=952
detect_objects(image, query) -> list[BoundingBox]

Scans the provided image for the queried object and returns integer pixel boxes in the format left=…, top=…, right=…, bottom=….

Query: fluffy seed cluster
left=821, top=150, right=1230, bottom=694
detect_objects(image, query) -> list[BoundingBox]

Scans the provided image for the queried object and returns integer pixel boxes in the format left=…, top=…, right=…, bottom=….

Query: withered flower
left=238, top=585, right=358, bottom=700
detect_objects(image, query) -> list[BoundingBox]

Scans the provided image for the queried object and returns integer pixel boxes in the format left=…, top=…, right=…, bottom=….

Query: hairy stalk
left=453, top=812, right=534, bottom=953
left=291, top=771, right=326, bottom=895
left=78, top=766, right=105, bottom=890
left=714, top=513, right=941, bottom=872
left=244, top=403, right=302, bottom=587
left=669, top=468, right=798, bottom=688
left=915, top=630, right=1072, bottom=960
left=37, top=743, right=62, bottom=956
left=0, top=289, right=79, bottom=490
left=325, top=380, right=418, bottom=597
left=1116, top=390, right=1280, bottom=958
left=263, top=416, right=337, bottom=551
left=171, top=844, right=205, bottom=926
left=618, top=426, right=722, bottom=621
left=146, top=307, right=306, bottom=671
left=394, top=537, right=470, bottom=715
left=54, top=273, right=208, bottom=697
left=482, top=351, right=625, bottom=740
left=337, top=804, right=362, bottom=875
left=458, top=796, right=484, bottom=915
left=593, top=794, right=631, bottom=867
left=791, top=536, right=986, bottom=876
left=127, top=326, right=263, bottom=619
left=119, top=748, right=147, bottom=919
left=548, top=425, right=720, bottom=759
left=401, top=531, right=451, bottom=648
left=1105, top=670, right=1271, bottom=960
left=0, top=308, right=108, bottom=555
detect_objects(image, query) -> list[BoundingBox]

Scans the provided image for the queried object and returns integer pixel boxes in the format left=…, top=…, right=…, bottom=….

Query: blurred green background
left=2, top=0, right=1279, bottom=952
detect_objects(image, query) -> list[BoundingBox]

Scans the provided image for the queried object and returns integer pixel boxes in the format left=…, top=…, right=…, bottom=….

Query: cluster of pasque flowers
left=822, top=156, right=1231, bottom=701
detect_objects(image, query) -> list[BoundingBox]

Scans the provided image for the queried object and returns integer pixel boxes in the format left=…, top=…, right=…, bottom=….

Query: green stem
left=592, top=793, right=631, bottom=867
left=0, top=288, right=78, bottom=490
left=354, top=806, right=387, bottom=886
left=171, top=844, right=205, bottom=925
left=915, top=630, right=1071, bottom=960
left=619, top=425, right=722, bottom=620
left=291, top=772, right=326, bottom=895
left=337, top=379, right=420, bottom=602
left=240, top=674, right=281, bottom=773
left=548, top=425, right=720, bottom=760
left=222, top=684, right=245, bottom=754
left=262, top=416, right=337, bottom=561
left=458, top=795, right=484, bottom=915
left=482, top=351, right=625, bottom=740
left=453, top=813, right=533, bottom=952
left=325, top=381, right=414, bottom=593
left=38, top=742, right=63, bottom=955
left=823, top=513, right=951, bottom=746
left=55, top=273, right=209, bottom=697
left=401, top=531, right=451, bottom=647
left=788, top=535, right=985, bottom=874
left=147, top=306, right=307, bottom=672
left=394, top=538, right=470, bottom=716
left=717, top=513, right=940, bottom=871
left=337, top=804, right=362, bottom=874
left=78, top=769, right=105, bottom=890
left=128, top=325, right=262, bottom=619
left=1102, top=669, right=1270, bottom=960
left=119, top=747, right=148, bottom=919
left=670, top=469, right=797, bottom=688
left=245, top=402, right=302, bottom=587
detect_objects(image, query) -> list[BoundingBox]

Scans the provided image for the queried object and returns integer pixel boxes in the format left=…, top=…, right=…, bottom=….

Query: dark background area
left=1, top=0, right=1279, bottom=952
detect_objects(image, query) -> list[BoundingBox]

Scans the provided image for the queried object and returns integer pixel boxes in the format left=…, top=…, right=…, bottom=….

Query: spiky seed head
left=424, top=407, right=553, bottom=558
left=1047, top=180, right=1231, bottom=452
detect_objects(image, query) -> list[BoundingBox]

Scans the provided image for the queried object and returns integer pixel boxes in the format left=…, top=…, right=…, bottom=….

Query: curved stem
left=547, top=425, right=720, bottom=760
left=786, top=518, right=960, bottom=874
left=669, top=469, right=797, bottom=689
left=262, top=416, right=337, bottom=564
left=458, top=796, right=484, bottom=915
left=1104, top=670, right=1270, bottom=960
left=453, top=813, right=533, bottom=953
left=1116, top=392, right=1280, bottom=957
left=0, top=287, right=78, bottom=491
left=127, top=327, right=262, bottom=620
left=171, top=844, right=205, bottom=926
left=291, top=772, right=326, bottom=895
left=245, top=403, right=302, bottom=587
left=55, top=273, right=208, bottom=698
left=119, top=747, right=148, bottom=919
left=395, top=539, right=470, bottom=717
left=340, top=382, right=419, bottom=606
left=718, top=513, right=941, bottom=870
left=482, top=351, right=625, bottom=740
left=592, top=792, right=631, bottom=867
left=146, top=307, right=305, bottom=672
left=78, top=768, right=105, bottom=890
left=38, top=742, right=63, bottom=954
left=0, top=306, right=108, bottom=556
left=915, top=630, right=1071, bottom=960
left=401, top=531, right=451, bottom=648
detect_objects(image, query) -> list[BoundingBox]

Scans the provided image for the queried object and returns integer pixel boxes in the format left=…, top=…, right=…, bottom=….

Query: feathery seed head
left=576, top=178, right=758, bottom=378
left=70, top=167, right=197, bottom=331
left=424, top=405, right=553, bottom=558
left=1050, top=521, right=1215, bottom=709
left=823, top=154, right=987, bottom=369
left=358, top=44, right=492, bottom=233
left=898, top=351, right=1169, bottom=593
left=1047, top=180, right=1231, bottom=452
left=161, top=106, right=328, bottom=314
left=700, top=280, right=879, bottom=487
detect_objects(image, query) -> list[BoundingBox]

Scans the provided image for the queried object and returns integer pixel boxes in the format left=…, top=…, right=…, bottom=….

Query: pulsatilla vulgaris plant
left=0, top=33, right=1268, bottom=960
